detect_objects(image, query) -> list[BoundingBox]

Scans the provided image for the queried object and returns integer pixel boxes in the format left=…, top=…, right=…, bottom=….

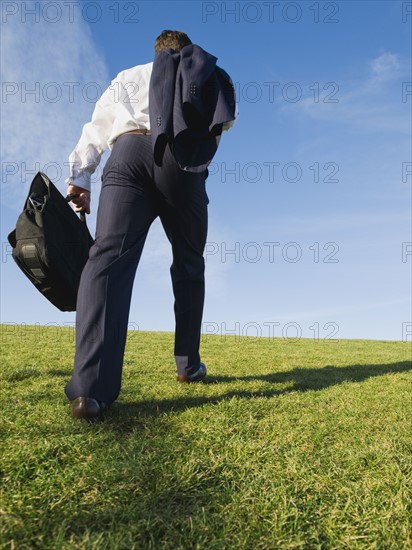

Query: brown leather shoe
left=71, top=397, right=106, bottom=421
left=177, top=362, right=207, bottom=383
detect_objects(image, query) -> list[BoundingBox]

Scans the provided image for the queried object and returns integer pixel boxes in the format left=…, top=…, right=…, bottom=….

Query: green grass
left=1, top=325, right=411, bottom=549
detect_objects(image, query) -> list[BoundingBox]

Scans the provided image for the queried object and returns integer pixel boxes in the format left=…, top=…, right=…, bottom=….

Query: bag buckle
left=29, top=195, right=43, bottom=209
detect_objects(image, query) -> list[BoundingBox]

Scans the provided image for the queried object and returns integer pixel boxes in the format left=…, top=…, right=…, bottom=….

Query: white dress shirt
left=66, top=61, right=237, bottom=192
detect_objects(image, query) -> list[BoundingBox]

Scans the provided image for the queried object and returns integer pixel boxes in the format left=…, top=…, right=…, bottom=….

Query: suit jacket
left=149, top=44, right=236, bottom=172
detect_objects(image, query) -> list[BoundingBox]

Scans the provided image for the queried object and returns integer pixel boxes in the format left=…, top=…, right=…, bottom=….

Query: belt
left=122, top=129, right=152, bottom=136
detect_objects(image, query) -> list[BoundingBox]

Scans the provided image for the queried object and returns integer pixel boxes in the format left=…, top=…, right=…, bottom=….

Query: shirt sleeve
left=65, top=83, right=115, bottom=192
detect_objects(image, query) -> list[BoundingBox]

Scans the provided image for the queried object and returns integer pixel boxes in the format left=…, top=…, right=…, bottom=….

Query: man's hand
left=67, top=184, right=91, bottom=214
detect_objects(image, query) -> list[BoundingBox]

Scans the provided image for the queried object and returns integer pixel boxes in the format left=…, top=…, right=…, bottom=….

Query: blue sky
left=1, top=0, right=411, bottom=342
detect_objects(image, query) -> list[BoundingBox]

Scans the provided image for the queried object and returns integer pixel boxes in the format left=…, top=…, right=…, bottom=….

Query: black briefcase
left=7, top=171, right=94, bottom=311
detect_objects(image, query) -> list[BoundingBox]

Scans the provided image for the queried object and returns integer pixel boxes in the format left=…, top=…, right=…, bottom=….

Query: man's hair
left=154, top=30, right=192, bottom=53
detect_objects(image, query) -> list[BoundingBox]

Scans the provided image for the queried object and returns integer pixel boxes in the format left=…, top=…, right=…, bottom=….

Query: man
left=65, top=30, right=237, bottom=421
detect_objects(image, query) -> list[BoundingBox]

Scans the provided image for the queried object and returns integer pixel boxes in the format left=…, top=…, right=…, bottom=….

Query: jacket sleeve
left=65, top=82, right=116, bottom=192
left=216, top=66, right=238, bottom=133
left=222, top=101, right=239, bottom=132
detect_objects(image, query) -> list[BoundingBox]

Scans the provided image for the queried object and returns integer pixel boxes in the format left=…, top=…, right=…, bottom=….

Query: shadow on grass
left=109, top=360, right=412, bottom=430
left=47, top=369, right=70, bottom=378
left=209, top=360, right=412, bottom=389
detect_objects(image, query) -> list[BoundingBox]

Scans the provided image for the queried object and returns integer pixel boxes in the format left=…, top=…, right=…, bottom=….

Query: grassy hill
left=1, top=325, right=411, bottom=549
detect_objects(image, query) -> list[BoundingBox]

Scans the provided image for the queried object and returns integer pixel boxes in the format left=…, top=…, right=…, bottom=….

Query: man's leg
left=65, top=134, right=156, bottom=405
left=154, top=147, right=209, bottom=379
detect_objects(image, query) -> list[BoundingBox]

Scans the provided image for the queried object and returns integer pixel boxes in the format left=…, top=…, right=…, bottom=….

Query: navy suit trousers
left=64, top=133, right=208, bottom=405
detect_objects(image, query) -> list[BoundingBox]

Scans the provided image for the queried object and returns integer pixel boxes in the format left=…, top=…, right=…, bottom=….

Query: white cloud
left=0, top=1, right=110, bottom=213
left=278, top=51, right=409, bottom=134
left=369, top=52, right=400, bottom=81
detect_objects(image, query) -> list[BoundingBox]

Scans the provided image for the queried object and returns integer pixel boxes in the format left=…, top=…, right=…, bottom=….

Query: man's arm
left=66, top=82, right=116, bottom=212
